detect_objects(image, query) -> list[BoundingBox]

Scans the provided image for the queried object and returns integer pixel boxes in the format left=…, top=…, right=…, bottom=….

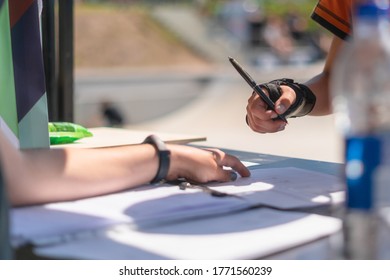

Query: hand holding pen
left=228, top=57, right=288, bottom=123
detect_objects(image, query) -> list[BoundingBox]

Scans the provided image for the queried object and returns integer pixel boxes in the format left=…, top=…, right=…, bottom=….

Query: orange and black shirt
left=311, top=0, right=354, bottom=39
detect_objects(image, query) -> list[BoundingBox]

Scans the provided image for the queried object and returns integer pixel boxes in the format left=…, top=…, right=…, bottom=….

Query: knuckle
left=199, top=173, right=211, bottom=183
left=252, top=123, right=265, bottom=133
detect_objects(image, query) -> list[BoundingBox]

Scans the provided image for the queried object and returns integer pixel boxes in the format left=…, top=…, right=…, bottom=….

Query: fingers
left=246, top=93, right=280, bottom=133
left=169, top=145, right=250, bottom=184
left=246, top=100, right=287, bottom=133
left=207, top=149, right=251, bottom=181
left=216, top=169, right=240, bottom=183
left=247, top=112, right=287, bottom=133
left=246, top=86, right=295, bottom=133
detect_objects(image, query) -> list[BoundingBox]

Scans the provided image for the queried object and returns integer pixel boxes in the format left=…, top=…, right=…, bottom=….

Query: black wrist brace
left=260, top=78, right=316, bottom=118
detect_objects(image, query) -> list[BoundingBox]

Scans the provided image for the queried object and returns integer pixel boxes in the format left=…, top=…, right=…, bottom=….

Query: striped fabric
left=311, top=0, right=354, bottom=40
left=0, top=0, right=18, bottom=144
left=0, top=0, right=49, bottom=148
left=0, top=1, right=11, bottom=252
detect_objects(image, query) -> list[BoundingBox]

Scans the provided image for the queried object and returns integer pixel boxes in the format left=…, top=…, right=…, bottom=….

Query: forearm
left=304, top=71, right=331, bottom=115
left=1, top=130, right=249, bottom=206
left=305, top=35, right=344, bottom=116
left=8, top=145, right=159, bottom=206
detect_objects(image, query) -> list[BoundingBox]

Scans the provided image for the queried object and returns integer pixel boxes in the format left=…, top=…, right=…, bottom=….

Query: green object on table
left=49, top=122, right=93, bottom=145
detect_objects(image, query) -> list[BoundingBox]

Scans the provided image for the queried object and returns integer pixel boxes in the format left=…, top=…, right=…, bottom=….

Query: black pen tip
left=228, top=56, right=233, bottom=61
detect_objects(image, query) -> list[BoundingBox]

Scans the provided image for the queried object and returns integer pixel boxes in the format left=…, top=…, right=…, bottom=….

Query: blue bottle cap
left=345, top=136, right=381, bottom=210
left=356, top=0, right=389, bottom=19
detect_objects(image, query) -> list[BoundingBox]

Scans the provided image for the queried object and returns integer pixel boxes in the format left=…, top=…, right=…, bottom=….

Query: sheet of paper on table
left=11, top=167, right=344, bottom=248
left=34, top=207, right=342, bottom=260
left=50, top=127, right=206, bottom=149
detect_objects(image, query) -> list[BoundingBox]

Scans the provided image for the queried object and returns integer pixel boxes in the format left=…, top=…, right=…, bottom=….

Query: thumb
left=217, top=170, right=238, bottom=183
left=275, top=85, right=296, bottom=115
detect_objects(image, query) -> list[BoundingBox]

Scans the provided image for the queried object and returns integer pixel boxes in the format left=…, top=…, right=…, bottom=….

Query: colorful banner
left=0, top=0, right=18, bottom=145
left=0, top=0, right=49, bottom=148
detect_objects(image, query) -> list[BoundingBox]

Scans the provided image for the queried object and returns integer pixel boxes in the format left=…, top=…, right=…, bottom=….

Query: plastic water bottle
left=331, top=0, right=390, bottom=259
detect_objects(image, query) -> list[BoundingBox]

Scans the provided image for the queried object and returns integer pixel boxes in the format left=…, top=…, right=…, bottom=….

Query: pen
left=228, top=56, right=287, bottom=123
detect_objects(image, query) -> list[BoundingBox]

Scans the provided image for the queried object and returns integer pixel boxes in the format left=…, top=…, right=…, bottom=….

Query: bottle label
left=345, top=136, right=381, bottom=209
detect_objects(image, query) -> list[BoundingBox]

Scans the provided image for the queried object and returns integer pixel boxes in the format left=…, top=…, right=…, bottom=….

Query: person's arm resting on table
left=0, top=130, right=249, bottom=206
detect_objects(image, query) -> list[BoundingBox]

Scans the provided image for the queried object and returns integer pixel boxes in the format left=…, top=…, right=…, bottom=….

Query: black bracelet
left=143, top=135, right=171, bottom=184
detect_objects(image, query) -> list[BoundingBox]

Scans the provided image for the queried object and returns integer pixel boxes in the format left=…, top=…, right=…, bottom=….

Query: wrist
left=164, top=144, right=187, bottom=181
left=261, top=78, right=316, bottom=118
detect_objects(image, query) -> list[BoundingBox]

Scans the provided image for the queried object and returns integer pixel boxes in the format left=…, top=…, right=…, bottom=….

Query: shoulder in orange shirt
left=311, top=0, right=355, bottom=39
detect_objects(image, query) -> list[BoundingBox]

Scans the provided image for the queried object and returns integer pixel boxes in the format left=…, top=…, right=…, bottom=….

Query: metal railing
left=42, top=0, right=74, bottom=122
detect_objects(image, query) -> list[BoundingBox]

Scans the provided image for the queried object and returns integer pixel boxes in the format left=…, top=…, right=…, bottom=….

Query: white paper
left=11, top=167, right=343, bottom=247
left=34, top=208, right=342, bottom=260
left=210, top=167, right=343, bottom=209
left=11, top=185, right=250, bottom=245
